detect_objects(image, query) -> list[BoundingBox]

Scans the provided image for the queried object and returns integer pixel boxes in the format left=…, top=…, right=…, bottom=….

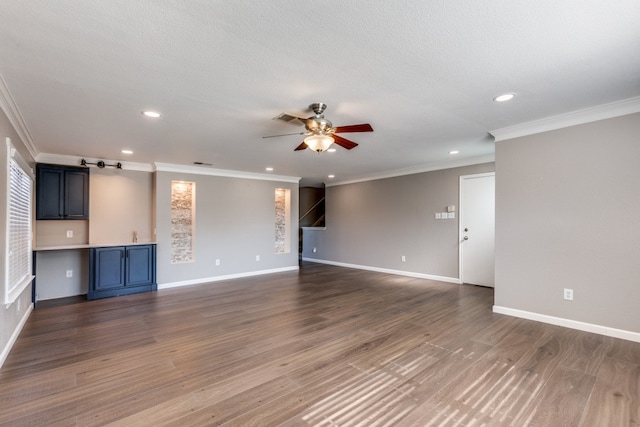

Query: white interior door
left=460, top=172, right=495, bottom=287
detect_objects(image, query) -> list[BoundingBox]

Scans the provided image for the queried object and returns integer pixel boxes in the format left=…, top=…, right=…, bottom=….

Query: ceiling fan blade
left=294, top=141, right=308, bottom=151
left=332, top=134, right=358, bottom=150
left=273, top=113, right=308, bottom=125
left=333, top=123, right=373, bottom=133
left=262, top=132, right=305, bottom=139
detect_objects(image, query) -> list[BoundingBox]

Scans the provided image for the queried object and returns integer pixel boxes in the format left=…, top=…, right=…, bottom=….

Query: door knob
left=463, top=236, right=469, bottom=240
left=464, top=228, right=468, bottom=232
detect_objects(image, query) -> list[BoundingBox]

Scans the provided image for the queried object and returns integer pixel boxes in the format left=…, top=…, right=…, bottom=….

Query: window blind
left=5, top=141, right=33, bottom=304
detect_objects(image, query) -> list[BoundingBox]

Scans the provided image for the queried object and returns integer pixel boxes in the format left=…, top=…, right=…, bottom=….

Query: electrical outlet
left=66, top=270, right=73, bottom=278
left=215, top=259, right=220, bottom=266
left=563, top=288, right=574, bottom=301
left=401, top=255, right=406, bottom=262
left=256, top=255, right=260, bottom=261
left=66, top=230, right=73, bottom=238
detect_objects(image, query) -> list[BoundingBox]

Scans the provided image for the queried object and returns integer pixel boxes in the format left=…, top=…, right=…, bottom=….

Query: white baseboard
left=158, top=266, right=300, bottom=290
left=302, top=258, right=461, bottom=284
left=493, top=305, right=640, bottom=343
left=0, top=303, right=33, bottom=369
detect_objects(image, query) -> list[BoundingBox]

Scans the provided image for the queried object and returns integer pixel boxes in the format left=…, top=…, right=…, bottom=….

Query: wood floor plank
left=0, top=263, right=638, bottom=426
left=513, top=366, right=596, bottom=427
left=579, top=356, right=640, bottom=427
left=222, top=366, right=363, bottom=426
left=558, top=329, right=613, bottom=376
left=94, top=375, right=297, bottom=426
left=0, top=357, right=183, bottom=425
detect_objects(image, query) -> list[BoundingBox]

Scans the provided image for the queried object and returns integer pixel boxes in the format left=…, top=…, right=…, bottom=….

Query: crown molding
left=34, top=154, right=302, bottom=182
left=326, top=154, right=495, bottom=187
left=0, top=74, right=39, bottom=160
left=36, top=153, right=154, bottom=172
left=490, top=96, right=640, bottom=142
left=154, top=162, right=301, bottom=183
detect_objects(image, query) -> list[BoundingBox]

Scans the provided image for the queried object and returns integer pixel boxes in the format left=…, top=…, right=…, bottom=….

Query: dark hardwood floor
left=1, top=263, right=638, bottom=426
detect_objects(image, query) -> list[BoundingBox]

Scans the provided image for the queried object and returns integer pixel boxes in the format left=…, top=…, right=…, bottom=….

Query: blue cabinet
left=88, top=244, right=156, bottom=300
left=36, top=164, right=89, bottom=220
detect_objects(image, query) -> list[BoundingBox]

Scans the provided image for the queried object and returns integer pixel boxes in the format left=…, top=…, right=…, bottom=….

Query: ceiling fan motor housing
left=310, top=102, right=327, bottom=115
left=306, top=117, right=333, bottom=134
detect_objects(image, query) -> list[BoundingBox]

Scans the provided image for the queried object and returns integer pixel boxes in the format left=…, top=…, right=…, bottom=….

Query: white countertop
left=34, top=242, right=157, bottom=251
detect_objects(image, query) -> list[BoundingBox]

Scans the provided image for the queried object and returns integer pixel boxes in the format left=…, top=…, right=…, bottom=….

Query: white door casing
left=459, top=172, right=495, bottom=287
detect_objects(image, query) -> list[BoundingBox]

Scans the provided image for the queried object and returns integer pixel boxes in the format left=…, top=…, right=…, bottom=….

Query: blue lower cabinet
left=88, top=244, right=156, bottom=300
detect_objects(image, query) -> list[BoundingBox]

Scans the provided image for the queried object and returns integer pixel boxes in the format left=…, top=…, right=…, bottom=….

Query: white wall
left=494, top=112, right=640, bottom=337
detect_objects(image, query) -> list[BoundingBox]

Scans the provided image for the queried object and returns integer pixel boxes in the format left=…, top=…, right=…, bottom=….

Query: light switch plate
left=564, top=288, right=574, bottom=301
left=435, top=213, right=441, bottom=219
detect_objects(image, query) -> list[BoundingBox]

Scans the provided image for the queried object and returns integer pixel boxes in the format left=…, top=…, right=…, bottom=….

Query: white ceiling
left=1, top=1, right=639, bottom=186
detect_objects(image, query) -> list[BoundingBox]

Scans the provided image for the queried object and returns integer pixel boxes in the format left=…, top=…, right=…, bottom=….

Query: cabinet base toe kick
left=87, top=284, right=157, bottom=301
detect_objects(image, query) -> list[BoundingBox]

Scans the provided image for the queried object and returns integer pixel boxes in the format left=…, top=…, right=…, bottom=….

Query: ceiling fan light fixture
left=304, top=134, right=334, bottom=152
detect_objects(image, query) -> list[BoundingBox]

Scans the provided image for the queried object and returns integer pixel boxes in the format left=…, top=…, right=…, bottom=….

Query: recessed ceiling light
left=493, top=93, right=515, bottom=102
left=121, top=150, right=133, bottom=154
left=265, top=167, right=274, bottom=172
left=328, top=174, right=335, bottom=179
left=327, top=148, right=337, bottom=153
left=142, top=111, right=161, bottom=118
left=449, top=150, right=459, bottom=155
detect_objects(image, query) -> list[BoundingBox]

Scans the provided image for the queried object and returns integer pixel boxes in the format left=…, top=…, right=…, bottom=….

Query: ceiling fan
left=263, top=103, right=373, bottom=152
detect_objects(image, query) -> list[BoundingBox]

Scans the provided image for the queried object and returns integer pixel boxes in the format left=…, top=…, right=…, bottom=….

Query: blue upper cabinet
left=36, top=164, right=89, bottom=220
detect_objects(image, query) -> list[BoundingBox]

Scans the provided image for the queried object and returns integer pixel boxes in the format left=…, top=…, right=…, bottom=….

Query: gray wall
left=0, top=104, right=34, bottom=366
left=35, top=249, right=89, bottom=300
left=303, top=163, right=494, bottom=280
left=495, top=113, right=640, bottom=333
left=89, top=168, right=154, bottom=244
left=155, top=171, right=299, bottom=285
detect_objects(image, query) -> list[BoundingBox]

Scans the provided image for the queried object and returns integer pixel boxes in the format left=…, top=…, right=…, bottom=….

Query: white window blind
left=5, top=140, right=33, bottom=304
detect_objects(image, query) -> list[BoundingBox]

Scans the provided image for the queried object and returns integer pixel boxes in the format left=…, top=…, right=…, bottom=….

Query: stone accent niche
left=275, top=188, right=290, bottom=254
left=171, top=181, right=195, bottom=263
